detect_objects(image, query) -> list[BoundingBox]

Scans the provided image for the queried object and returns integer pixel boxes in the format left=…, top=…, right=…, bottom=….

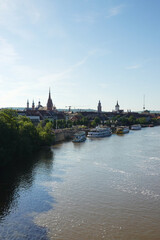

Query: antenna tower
left=143, top=95, right=145, bottom=111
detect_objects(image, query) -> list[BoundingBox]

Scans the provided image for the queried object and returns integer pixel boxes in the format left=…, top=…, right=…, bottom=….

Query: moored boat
left=87, top=126, right=112, bottom=138
left=131, top=124, right=141, bottom=130
left=72, top=131, right=86, bottom=143
left=116, top=126, right=129, bottom=134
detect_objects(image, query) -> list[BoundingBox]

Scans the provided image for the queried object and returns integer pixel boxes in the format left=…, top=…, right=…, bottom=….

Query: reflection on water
left=0, top=128, right=160, bottom=239
left=0, top=149, right=54, bottom=240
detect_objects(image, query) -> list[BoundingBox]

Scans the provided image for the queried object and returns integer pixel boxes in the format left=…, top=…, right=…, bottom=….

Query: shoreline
left=54, top=124, right=159, bottom=143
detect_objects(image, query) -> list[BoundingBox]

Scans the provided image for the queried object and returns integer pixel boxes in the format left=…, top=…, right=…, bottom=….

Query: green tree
left=119, top=116, right=128, bottom=125
left=81, top=117, right=89, bottom=126
left=94, top=117, right=101, bottom=125
left=137, top=117, right=147, bottom=125
left=0, top=109, right=55, bottom=167
left=91, top=120, right=96, bottom=127
left=37, top=121, right=55, bottom=146
left=128, top=116, right=136, bottom=125
left=0, top=109, right=19, bottom=166
left=17, top=116, right=39, bottom=156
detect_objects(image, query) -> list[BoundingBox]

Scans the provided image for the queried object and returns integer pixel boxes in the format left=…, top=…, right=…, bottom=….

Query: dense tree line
left=45, top=117, right=89, bottom=129
left=0, top=109, right=55, bottom=167
left=49, top=116, right=101, bottom=129
left=109, top=115, right=158, bottom=126
left=47, top=114, right=159, bottom=130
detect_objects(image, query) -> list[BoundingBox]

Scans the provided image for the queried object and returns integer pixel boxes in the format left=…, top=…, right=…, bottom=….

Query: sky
left=0, top=0, right=160, bottom=111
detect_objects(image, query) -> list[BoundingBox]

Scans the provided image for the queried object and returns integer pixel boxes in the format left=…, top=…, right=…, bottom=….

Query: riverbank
left=54, top=128, right=76, bottom=142
left=54, top=124, right=158, bottom=143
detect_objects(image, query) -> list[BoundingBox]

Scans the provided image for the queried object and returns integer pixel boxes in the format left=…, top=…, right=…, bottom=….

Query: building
left=27, top=99, right=29, bottom=109
left=115, top=101, right=120, bottom=112
left=113, top=101, right=124, bottom=113
left=26, top=89, right=56, bottom=111
left=22, top=89, right=66, bottom=124
left=97, top=100, right=102, bottom=113
left=32, top=100, right=35, bottom=110
left=47, top=89, right=53, bottom=111
left=24, top=90, right=53, bottom=123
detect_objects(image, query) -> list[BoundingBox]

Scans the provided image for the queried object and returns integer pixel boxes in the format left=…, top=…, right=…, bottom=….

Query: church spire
left=27, top=99, right=29, bottom=109
left=47, top=88, right=53, bottom=111
left=115, top=100, right=120, bottom=112
left=49, top=88, right=51, bottom=99
left=32, top=100, right=35, bottom=110
left=116, top=100, right=119, bottom=107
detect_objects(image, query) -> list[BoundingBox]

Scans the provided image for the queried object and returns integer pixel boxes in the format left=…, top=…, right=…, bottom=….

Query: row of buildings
left=26, top=89, right=56, bottom=111
left=97, top=100, right=123, bottom=113
left=27, top=92, right=121, bottom=114
left=18, top=90, right=65, bottom=123
left=16, top=90, right=153, bottom=124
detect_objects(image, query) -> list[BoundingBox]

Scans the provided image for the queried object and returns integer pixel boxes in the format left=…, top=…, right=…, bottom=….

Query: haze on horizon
left=0, top=0, right=160, bottom=112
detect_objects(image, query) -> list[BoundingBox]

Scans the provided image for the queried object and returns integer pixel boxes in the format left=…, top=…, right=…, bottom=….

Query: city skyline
left=18, top=95, right=148, bottom=113
left=0, top=0, right=160, bottom=111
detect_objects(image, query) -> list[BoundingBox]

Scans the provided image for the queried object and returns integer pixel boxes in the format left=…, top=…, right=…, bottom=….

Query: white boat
left=87, top=126, right=112, bottom=138
left=72, top=131, right=86, bottom=143
left=131, top=124, right=141, bottom=130
left=116, top=126, right=129, bottom=134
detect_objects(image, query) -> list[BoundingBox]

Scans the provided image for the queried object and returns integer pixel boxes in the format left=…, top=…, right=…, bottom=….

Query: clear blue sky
left=0, top=0, right=160, bottom=111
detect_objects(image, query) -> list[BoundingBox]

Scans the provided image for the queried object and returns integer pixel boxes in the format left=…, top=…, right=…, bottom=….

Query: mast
left=143, top=95, right=145, bottom=111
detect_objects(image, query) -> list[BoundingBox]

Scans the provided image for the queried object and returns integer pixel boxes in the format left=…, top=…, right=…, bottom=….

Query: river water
left=0, top=127, right=160, bottom=240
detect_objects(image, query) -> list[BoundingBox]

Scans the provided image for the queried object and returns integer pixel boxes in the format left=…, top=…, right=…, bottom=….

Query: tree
left=137, top=117, right=147, bottom=125
left=37, top=121, right=55, bottom=146
left=91, top=120, right=96, bottom=127
left=90, top=117, right=100, bottom=127
left=17, top=117, right=39, bottom=156
left=94, top=117, right=101, bottom=124
left=0, top=109, right=55, bottom=167
left=128, top=116, right=136, bottom=125
left=0, top=110, right=19, bottom=166
left=119, top=116, right=128, bottom=126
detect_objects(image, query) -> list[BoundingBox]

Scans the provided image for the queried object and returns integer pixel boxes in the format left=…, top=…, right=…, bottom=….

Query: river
left=0, top=127, right=160, bottom=240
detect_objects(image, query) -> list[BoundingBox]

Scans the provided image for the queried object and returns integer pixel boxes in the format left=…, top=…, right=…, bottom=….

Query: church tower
left=115, top=101, right=120, bottom=112
left=32, top=100, right=35, bottom=110
left=47, top=89, right=53, bottom=111
left=97, top=100, right=102, bottom=113
left=27, top=99, right=29, bottom=109
left=38, top=100, right=41, bottom=109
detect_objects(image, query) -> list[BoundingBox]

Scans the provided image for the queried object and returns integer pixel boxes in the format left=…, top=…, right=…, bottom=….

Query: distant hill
left=2, top=107, right=160, bottom=114
left=59, top=108, right=96, bottom=113
left=2, top=107, right=96, bottom=113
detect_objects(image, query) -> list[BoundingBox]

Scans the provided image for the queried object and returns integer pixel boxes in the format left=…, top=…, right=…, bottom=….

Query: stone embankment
left=54, top=128, right=77, bottom=142
left=54, top=128, right=89, bottom=143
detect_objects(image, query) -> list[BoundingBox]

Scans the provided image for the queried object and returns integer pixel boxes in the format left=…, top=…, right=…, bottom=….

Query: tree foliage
left=91, top=117, right=101, bottom=127
left=0, top=110, right=55, bottom=167
left=37, top=121, right=55, bottom=146
left=136, top=117, right=147, bottom=125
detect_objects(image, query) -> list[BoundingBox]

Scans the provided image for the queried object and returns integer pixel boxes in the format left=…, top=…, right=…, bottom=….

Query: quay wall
left=54, top=129, right=77, bottom=142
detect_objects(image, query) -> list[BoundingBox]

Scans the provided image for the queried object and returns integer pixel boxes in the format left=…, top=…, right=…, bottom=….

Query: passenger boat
left=87, top=126, right=112, bottom=138
left=116, top=126, right=129, bottom=134
left=131, top=124, right=141, bottom=130
left=72, top=131, right=86, bottom=143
